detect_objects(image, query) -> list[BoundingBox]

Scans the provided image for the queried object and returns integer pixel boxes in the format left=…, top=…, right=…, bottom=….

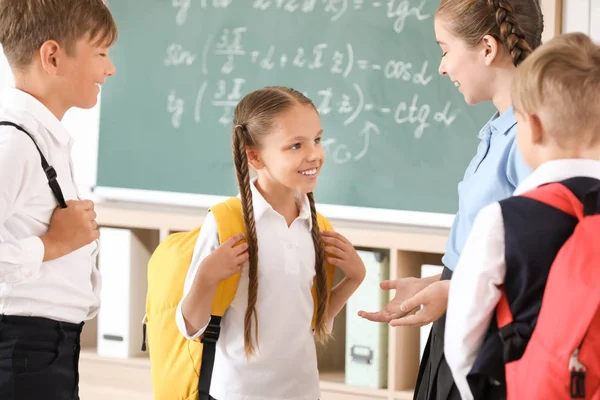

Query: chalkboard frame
left=93, top=185, right=456, bottom=227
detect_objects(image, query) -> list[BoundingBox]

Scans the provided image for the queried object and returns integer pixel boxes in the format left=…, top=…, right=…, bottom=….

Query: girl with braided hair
left=177, top=86, right=366, bottom=400
left=359, top=0, right=543, bottom=399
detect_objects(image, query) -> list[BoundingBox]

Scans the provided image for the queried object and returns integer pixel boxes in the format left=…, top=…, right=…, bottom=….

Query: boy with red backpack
left=444, top=32, right=600, bottom=400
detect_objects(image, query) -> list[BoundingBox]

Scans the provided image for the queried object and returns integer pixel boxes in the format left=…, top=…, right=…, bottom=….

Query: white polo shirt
left=176, top=180, right=322, bottom=400
left=0, top=87, right=100, bottom=324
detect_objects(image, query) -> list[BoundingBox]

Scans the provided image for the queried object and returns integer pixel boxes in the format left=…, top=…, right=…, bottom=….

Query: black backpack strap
left=584, top=183, right=600, bottom=216
left=198, top=315, right=222, bottom=400
left=0, top=121, right=67, bottom=208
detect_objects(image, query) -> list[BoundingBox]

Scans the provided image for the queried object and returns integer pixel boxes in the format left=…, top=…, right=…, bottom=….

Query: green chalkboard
left=97, top=0, right=495, bottom=219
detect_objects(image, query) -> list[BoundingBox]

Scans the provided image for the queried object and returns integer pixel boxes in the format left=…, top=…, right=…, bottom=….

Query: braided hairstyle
left=436, top=0, right=543, bottom=66
left=232, top=87, right=330, bottom=358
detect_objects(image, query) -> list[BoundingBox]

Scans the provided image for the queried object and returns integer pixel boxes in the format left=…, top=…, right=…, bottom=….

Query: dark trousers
left=0, top=315, right=83, bottom=400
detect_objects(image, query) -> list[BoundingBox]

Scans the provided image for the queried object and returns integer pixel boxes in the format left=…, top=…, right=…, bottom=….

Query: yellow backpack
left=143, top=197, right=336, bottom=400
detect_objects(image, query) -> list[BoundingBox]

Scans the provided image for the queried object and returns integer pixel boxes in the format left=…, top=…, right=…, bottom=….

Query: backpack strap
left=210, top=197, right=245, bottom=316
left=583, top=183, right=600, bottom=216
left=496, top=285, right=530, bottom=363
left=197, top=197, right=245, bottom=400
left=496, top=182, right=585, bottom=363
left=0, top=121, right=67, bottom=208
left=313, top=212, right=336, bottom=329
left=520, top=182, right=584, bottom=219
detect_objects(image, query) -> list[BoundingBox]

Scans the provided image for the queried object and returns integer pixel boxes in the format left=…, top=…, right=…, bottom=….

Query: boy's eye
left=99, top=53, right=107, bottom=57
left=314, top=137, right=322, bottom=144
left=291, top=143, right=301, bottom=150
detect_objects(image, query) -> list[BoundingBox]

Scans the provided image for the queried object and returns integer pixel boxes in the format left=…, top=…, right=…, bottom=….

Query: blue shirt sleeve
left=505, top=136, right=532, bottom=189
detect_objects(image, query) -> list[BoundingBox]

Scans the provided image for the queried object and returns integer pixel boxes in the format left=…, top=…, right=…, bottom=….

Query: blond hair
left=512, top=32, right=600, bottom=146
left=232, top=86, right=330, bottom=357
left=0, top=0, right=118, bottom=68
left=436, top=0, right=543, bottom=66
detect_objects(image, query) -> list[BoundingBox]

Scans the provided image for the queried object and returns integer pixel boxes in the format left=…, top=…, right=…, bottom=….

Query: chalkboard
left=96, top=0, right=495, bottom=224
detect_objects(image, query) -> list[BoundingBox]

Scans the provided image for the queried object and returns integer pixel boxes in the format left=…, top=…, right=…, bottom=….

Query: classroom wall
left=0, top=1, right=595, bottom=196
left=563, top=0, right=598, bottom=37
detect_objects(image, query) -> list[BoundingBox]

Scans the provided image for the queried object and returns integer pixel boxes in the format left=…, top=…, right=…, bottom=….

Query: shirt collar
left=514, top=159, right=600, bottom=195
left=0, top=87, right=72, bottom=146
left=478, top=106, right=517, bottom=139
left=246, top=178, right=312, bottom=229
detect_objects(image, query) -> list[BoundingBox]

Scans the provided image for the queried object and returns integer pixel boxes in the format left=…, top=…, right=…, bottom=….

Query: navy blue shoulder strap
left=0, top=121, right=67, bottom=208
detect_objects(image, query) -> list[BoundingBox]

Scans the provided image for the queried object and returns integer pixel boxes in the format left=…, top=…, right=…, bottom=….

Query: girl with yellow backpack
left=147, top=86, right=366, bottom=400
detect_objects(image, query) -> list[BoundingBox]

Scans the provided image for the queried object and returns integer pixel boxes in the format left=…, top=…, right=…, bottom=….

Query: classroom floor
left=78, top=350, right=415, bottom=400
left=79, top=350, right=153, bottom=400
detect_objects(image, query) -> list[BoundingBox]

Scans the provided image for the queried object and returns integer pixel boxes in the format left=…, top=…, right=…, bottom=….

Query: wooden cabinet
left=83, top=200, right=449, bottom=399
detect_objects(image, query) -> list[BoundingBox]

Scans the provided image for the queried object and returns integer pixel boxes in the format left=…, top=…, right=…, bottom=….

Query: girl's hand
left=196, top=234, right=249, bottom=287
left=358, top=277, right=432, bottom=323
left=321, top=231, right=366, bottom=282
left=389, top=280, right=450, bottom=327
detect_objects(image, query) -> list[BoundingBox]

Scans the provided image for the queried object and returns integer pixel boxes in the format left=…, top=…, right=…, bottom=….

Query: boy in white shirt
left=445, top=32, right=600, bottom=400
left=0, top=1, right=117, bottom=399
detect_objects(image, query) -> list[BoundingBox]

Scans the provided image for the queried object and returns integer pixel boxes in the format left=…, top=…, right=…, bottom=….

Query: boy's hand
left=358, top=277, right=432, bottom=323
left=321, top=231, right=366, bottom=282
left=389, top=280, right=450, bottom=327
left=40, top=200, right=99, bottom=262
left=196, top=234, right=248, bottom=287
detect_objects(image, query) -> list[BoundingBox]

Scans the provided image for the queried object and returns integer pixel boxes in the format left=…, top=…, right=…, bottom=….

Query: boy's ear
left=481, top=34, right=500, bottom=66
left=39, top=40, right=62, bottom=75
left=526, top=112, right=544, bottom=145
left=246, top=147, right=264, bottom=170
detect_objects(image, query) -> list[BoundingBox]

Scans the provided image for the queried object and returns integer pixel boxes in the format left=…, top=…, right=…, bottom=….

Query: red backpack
left=496, top=182, right=600, bottom=399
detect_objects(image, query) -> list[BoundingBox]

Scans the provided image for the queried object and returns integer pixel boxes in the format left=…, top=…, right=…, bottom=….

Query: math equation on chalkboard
left=156, top=0, right=468, bottom=166
left=97, top=0, right=496, bottom=213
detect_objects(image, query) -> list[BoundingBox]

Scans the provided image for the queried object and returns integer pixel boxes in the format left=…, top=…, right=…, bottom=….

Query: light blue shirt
left=442, top=107, right=531, bottom=271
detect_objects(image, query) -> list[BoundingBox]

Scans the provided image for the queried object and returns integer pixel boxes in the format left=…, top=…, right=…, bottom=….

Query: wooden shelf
left=320, top=371, right=389, bottom=395
left=319, top=371, right=345, bottom=383
left=95, top=200, right=450, bottom=253
left=80, top=348, right=150, bottom=367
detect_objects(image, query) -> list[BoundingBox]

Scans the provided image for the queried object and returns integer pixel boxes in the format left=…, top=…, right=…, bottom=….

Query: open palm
left=358, top=277, right=430, bottom=323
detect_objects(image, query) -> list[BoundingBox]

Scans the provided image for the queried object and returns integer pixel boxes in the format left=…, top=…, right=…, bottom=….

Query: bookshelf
left=83, top=200, right=449, bottom=400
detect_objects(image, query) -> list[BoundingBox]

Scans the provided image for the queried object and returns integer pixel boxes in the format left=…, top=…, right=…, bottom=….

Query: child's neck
left=254, top=177, right=299, bottom=227
left=535, top=145, right=600, bottom=167
left=491, top=66, right=516, bottom=114
left=14, top=71, right=69, bottom=120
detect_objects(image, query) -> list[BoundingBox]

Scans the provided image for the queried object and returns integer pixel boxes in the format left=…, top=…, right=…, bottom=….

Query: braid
left=307, top=192, right=330, bottom=341
left=232, top=125, right=260, bottom=358
left=229, top=86, right=322, bottom=353
left=488, top=0, right=533, bottom=66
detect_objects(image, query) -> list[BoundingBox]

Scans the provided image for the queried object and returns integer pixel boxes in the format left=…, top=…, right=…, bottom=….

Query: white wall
left=563, top=0, right=590, bottom=33
left=0, top=0, right=596, bottom=197
left=561, top=0, right=600, bottom=38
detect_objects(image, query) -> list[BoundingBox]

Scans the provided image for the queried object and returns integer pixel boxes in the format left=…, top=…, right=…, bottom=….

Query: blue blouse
left=442, top=107, right=531, bottom=271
